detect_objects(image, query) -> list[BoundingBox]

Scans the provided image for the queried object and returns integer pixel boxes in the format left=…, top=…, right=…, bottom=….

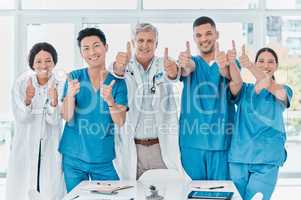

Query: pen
left=193, top=186, right=224, bottom=190
left=209, top=186, right=224, bottom=190
left=69, top=194, right=79, bottom=200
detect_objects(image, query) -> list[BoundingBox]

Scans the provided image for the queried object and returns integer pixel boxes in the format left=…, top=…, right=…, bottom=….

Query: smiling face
left=32, top=50, right=55, bottom=79
left=134, top=31, right=157, bottom=67
left=255, top=51, right=278, bottom=77
left=80, top=35, right=108, bottom=69
left=193, top=23, right=219, bottom=55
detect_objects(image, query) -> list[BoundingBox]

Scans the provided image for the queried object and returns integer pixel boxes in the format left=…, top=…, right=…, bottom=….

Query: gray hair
left=132, top=23, right=158, bottom=44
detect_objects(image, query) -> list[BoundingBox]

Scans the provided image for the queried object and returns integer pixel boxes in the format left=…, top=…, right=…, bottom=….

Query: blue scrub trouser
left=62, top=155, right=119, bottom=192
left=181, top=147, right=230, bottom=180
left=229, top=163, right=279, bottom=200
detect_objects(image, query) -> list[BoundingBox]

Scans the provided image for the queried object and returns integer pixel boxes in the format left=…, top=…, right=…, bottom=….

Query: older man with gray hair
left=112, top=22, right=188, bottom=180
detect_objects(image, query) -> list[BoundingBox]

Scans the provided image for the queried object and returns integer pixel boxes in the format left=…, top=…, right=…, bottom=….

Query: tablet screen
left=188, top=191, right=234, bottom=199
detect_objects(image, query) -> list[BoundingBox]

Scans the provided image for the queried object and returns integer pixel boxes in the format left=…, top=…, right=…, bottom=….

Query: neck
left=136, top=56, right=153, bottom=71
left=37, top=76, right=48, bottom=86
left=200, top=52, right=215, bottom=63
left=88, top=66, right=108, bottom=81
left=89, top=64, right=106, bottom=73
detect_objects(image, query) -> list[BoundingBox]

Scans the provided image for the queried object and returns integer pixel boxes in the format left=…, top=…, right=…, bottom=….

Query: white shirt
left=134, top=58, right=158, bottom=139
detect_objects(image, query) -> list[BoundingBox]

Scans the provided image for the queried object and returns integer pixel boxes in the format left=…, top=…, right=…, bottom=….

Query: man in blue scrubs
left=178, top=16, right=235, bottom=180
left=59, top=28, right=128, bottom=192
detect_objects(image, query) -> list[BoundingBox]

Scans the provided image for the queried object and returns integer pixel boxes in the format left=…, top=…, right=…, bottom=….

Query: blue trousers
left=181, top=147, right=230, bottom=180
left=229, top=163, right=279, bottom=200
left=62, top=155, right=119, bottom=192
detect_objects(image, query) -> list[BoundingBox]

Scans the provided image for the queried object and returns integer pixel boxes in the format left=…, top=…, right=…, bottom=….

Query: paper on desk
left=80, top=182, right=134, bottom=194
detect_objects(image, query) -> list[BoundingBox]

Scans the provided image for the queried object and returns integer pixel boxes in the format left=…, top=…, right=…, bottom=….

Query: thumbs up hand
left=178, top=41, right=195, bottom=70
left=163, top=47, right=178, bottom=79
left=114, top=42, right=132, bottom=76
left=215, top=42, right=229, bottom=70
left=226, top=40, right=237, bottom=64
left=100, top=78, right=116, bottom=106
left=239, top=45, right=253, bottom=69
left=67, top=76, right=80, bottom=97
left=25, top=77, right=35, bottom=106
left=48, top=80, right=58, bottom=107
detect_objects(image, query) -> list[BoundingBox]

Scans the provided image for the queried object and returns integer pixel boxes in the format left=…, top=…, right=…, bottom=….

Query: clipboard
left=81, top=183, right=134, bottom=195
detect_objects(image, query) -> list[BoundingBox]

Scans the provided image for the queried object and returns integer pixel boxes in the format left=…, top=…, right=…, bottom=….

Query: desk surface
left=63, top=180, right=242, bottom=200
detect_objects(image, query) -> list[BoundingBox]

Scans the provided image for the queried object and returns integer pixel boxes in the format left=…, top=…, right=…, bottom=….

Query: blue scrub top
left=59, top=68, right=128, bottom=163
left=228, top=83, right=293, bottom=166
left=179, top=56, right=236, bottom=151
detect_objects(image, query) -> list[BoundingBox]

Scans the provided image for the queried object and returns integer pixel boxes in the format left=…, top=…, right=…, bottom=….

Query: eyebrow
left=36, top=57, right=52, bottom=60
left=81, top=41, right=101, bottom=47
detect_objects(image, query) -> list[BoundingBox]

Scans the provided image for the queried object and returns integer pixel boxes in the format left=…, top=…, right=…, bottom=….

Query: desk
left=63, top=180, right=242, bottom=200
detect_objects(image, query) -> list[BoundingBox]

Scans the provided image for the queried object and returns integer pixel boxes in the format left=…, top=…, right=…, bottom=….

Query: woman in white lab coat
left=6, top=42, right=65, bottom=200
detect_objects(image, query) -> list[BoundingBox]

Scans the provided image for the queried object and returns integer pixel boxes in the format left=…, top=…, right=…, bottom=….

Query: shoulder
left=191, top=55, right=203, bottom=63
left=14, top=70, right=34, bottom=88
left=283, top=84, right=293, bottom=95
left=108, top=72, right=126, bottom=86
left=68, top=67, right=87, bottom=80
left=238, top=82, right=252, bottom=97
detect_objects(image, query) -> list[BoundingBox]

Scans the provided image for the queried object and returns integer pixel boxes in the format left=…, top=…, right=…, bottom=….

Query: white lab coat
left=6, top=71, right=65, bottom=200
left=112, top=57, right=190, bottom=181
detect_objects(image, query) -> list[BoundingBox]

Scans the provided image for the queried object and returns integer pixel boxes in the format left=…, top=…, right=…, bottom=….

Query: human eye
left=206, top=32, right=212, bottom=36
left=94, top=43, right=101, bottom=48
left=81, top=46, right=89, bottom=52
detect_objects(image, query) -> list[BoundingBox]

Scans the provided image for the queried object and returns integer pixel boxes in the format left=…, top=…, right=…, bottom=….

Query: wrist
left=108, top=103, right=115, bottom=108
left=114, top=62, right=126, bottom=76
left=50, top=99, right=58, bottom=107
left=64, top=95, right=75, bottom=102
left=267, top=80, right=275, bottom=91
left=168, top=68, right=178, bottom=80
left=108, top=100, right=115, bottom=107
left=25, top=99, right=32, bottom=106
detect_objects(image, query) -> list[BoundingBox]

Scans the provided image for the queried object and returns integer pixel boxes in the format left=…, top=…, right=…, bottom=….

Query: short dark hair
left=193, top=16, right=216, bottom=29
left=77, top=27, right=107, bottom=47
left=255, top=47, right=279, bottom=64
left=28, top=42, right=58, bottom=70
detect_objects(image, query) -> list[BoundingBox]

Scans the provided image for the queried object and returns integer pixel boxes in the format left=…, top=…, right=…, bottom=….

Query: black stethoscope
left=151, top=75, right=156, bottom=94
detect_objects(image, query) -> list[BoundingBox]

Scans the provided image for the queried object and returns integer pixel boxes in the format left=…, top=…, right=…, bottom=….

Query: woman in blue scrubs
left=228, top=47, right=293, bottom=200
left=60, top=28, right=128, bottom=192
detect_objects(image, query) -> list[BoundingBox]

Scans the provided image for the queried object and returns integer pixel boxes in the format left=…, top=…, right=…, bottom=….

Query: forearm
left=247, top=66, right=266, bottom=80
left=229, top=62, right=243, bottom=96
left=219, top=65, right=231, bottom=80
left=61, top=96, right=75, bottom=121
left=109, top=103, right=127, bottom=127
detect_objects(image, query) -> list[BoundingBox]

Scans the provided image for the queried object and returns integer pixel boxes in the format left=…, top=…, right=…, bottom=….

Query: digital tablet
left=188, top=191, right=234, bottom=200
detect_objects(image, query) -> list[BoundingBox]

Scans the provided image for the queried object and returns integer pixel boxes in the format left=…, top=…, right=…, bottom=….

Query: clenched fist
left=67, top=77, right=80, bottom=97
left=114, top=42, right=132, bottom=76
left=164, top=47, right=178, bottom=79
left=25, top=78, right=35, bottom=106
left=48, top=80, right=58, bottom=107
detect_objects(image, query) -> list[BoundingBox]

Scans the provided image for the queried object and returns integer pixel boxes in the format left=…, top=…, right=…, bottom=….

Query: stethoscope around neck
left=126, top=68, right=157, bottom=94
